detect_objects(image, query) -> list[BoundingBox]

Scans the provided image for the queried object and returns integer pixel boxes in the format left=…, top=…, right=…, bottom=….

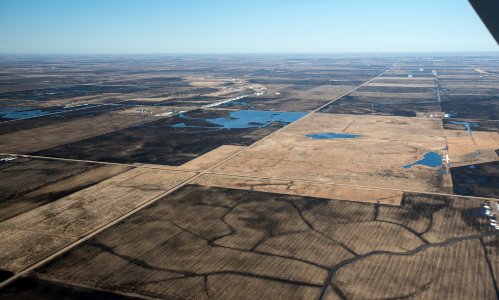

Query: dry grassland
left=193, top=173, right=403, bottom=205
left=445, top=130, right=499, bottom=167
left=0, top=158, right=130, bottom=222
left=213, top=113, right=449, bottom=193
left=0, top=167, right=195, bottom=272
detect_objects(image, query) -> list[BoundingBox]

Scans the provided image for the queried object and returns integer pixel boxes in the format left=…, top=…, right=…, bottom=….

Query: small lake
left=172, top=110, right=307, bottom=129
left=0, top=106, right=51, bottom=119
left=403, top=152, right=442, bottom=169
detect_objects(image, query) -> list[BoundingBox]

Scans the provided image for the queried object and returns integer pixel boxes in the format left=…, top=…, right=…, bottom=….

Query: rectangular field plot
left=0, top=168, right=195, bottom=272
left=381, top=66, right=436, bottom=78
left=443, top=118, right=499, bottom=132
left=320, top=92, right=441, bottom=117
left=441, top=95, right=499, bottom=120
left=193, top=173, right=403, bottom=205
left=0, top=157, right=131, bottom=222
left=451, top=161, right=499, bottom=198
left=0, top=104, right=122, bottom=135
left=444, top=124, right=499, bottom=169
left=2, top=185, right=495, bottom=299
left=212, top=113, right=450, bottom=193
left=320, top=76, right=440, bottom=117
left=0, top=105, right=166, bottom=154
left=439, top=74, right=499, bottom=120
left=215, top=84, right=356, bottom=112
left=34, top=109, right=306, bottom=166
left=0, top=85, right=150, bottom=101
left=246, top=65, right=385, bottom=87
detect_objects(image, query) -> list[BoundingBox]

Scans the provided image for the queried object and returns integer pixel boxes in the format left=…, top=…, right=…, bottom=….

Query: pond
left=403, top=152, right=442, bottom=169
left=0, top=106, right=53, bottom=119
left=172, top=110, right=307, bottom=130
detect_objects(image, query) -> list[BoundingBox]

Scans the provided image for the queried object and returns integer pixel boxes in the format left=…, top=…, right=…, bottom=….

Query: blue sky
left=0, top=0, right=497, bottom=54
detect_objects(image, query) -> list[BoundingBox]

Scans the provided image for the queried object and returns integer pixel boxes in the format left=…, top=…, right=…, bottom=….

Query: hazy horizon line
left=0, top=51, right=498, bottom=56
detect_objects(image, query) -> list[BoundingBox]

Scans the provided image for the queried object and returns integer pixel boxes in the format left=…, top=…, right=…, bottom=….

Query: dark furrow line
left=88, top=242, right=191, bottom=274
left=172, top=221, right=329, bottom=270
left=419, top=210, right=438, bottom=236
left=318, top=232, right=497, bottom=300
left=208, top=199, right=243, bottom=244
left=329, top=281, right=348, bottom=300
left=419, top=214, right=434, bottom=236
left=249, top=229, right=310, bottom=252
left=193, top=203, right=231, bottom=210
left=134, top=274, right=200, bottom=285
left=203, top=275, right=210, bottom=299
left=202, top=271, right=323, bottom=288
left=90, top=239, right=324, bottom=289
left=375, top=219, right=430, bottom=244
left=479, top=237, right=499, bottom=299
left=373, top=201, right=380, bottom=221
left=271, top=230, right=309, bottom=237
left=364, top=278, right=434, bottom=300
left=250, top=234, right=270, bottom=251
left=280, top=199, right=359, bottom=256
left=341, top=120, right=356, bottom=133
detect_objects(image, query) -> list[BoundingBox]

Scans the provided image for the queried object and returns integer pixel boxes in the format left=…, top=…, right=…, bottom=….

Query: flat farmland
left=450, top=161, right=499, bottom=198
left=0, top=185, right=494, bottom=299
left=0, top=55, right=497, bottom=299
left=0, top=105, right=167, bottom=154
left=0, top=167, right=195, bottom=273
left=0, top=157, right=130, bottom=222
left=321, top=70, right=440, bottom=117
left=445, top=126, right=499, bottom=167
left=34, top=109, right=306, bottom=166
left=321, top=91, right=441, bottom=117
left=435, top=67, right=499, bottom=197
left=212, top=113, right=451, bottom=194
left=215, top=84, right=357, bottom=112
left=439, top=70, right=499, bottom=120
left=193, top=173, right=403, bottom=205
left=333, top=239, right=494, bottom=299
left=0, top=104, right=123, bottom=135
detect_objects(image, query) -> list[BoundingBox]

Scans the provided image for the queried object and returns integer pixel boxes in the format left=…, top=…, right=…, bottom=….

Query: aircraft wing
left=469, top=0, right=499, bottom=45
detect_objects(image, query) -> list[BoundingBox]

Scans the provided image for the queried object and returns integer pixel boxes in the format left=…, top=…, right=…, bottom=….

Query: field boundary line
left=0, top=152, right=200, bottom=174
left=201, top=171, right=499, bottom=202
